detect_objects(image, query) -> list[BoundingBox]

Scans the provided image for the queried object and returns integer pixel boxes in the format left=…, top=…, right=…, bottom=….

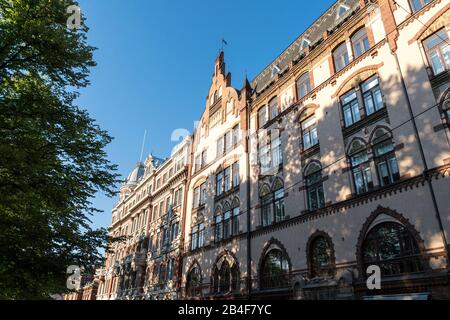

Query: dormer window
left=336, top=4, right=349, bottom=20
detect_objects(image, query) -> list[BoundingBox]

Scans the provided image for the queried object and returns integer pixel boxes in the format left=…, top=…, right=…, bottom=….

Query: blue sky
left=77, top=0, right=336, bottom=230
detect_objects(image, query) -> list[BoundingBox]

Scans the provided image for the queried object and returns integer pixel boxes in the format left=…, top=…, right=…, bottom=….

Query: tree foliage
left=0, top=0, right=119, bottom=299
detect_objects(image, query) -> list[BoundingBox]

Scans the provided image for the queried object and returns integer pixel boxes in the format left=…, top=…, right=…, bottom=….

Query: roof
left=250, top=0, right=360, bottom=94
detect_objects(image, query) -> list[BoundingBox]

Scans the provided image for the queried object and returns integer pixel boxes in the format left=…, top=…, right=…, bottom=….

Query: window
left=232, top=125, right=240, bottom=146
left=195, top=155, right=201, bottom=172
left=260, top=249, right=290, bottom=289
left=232, top=204, right=240, bottom=235
left=310, top=236, right=334, bottom=278
left=191, top=223, right=205, bottom=251
left=362, top=222, right=423, bottom=276
left=341, top=90, right=361, bottom=127
left=232, top=162, right=240, bottom=188
left=170, top=222, right=179, bottom=242
left=166, top=259, right=175, bottom=282
left=186, top=266, right=202, bottom=297
left=212, top=259, right=239, bottom=294
left=349, top=140, right=373, bottom=194
left=258, top=106, right=267, bottom=128
left=225, top=131, right=232, bottom=153
left=200, top=182, right=207, bottom=206
left=410, top=0, right=431, bottom=12
left=423, top=28, right=450, bottom=75
left=362, top=76, right=384, bottom=116
left=214, top=211, right=223, bottom=242
left=351, top=28, right=370, bottom=58
left=443, top=93, right=450, bottom=120
left=372, top=130, right=400, bottom=186
left=271, top=133, right=282, bottom=168
left=269, top=97, right=279, bottom=120
left=301, top=116, right=319, bottom=150
left=215, top=201, right=240, bottom=241
left=260, top=182, right=285, bottom=227
left=305, top=163, right=325, bottom=211
left=216, top=171, right=224, bottom=196
left=201, top=150, right=208, bottom=168
left=159, top=200, right=164, bottom=217
left=333, top=42, right=350, bottom=72
left=217, top=137, right=224, bottom=157
left=224, top=167, right=231, bottom=192
left=165, top=196, right=171, bottom=214
left=193, top=187, right=200, bottom=209
left=296, top=72, right=311, bottom=99
left=259, top=138, right=271, bottom=174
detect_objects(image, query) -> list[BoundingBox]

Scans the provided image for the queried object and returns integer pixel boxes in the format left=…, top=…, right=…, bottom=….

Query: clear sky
left=77, top=0, right=337, bottom=230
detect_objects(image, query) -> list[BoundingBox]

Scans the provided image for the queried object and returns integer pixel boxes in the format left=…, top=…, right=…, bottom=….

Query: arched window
left=261, top=249, right=290, bottom=289
left=304, top=162, right=325, bottom=211
left=351, top=28, right=370, bottom=58
left=348, top=140, right=373, bottom=194
left=310, top=236, right=334, bottom=278
left=186, top=266, right=202, bottom=297
left=333, top=42, right=350, bottom=72
left=362, top=222, right=423, bottom=276
left=296, top=72, right=311, bottom=99
left=212, top=258, right=240, bottom=294
left=372, top=129, right=400, bottom=186
left=269, top=96, right=279, bottom=120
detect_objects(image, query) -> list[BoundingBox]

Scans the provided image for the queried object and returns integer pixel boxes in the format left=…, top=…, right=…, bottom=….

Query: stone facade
left=96, top=0, right=450, bottom=300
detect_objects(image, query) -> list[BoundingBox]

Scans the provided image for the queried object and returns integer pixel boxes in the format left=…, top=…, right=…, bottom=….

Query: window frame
left=351, top=27, right=370, bottom=59
left=423, top=28, right=450, bottom=76
left=333, top=42, right=350, bottom=72
left=296, top=72, right=312, bottom=99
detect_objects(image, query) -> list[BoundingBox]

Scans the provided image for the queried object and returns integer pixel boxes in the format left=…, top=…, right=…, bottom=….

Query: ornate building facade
left=95, top=0, right=450, bottom=300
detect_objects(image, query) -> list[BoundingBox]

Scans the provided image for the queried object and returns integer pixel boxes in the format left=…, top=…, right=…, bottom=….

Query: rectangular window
left=261, top=195, right=273, bottom=227
left=216, top=171, right=224, bottom=196
left=191, top=223, right=205, bottom=250
left=341, top=90, right=361, bottom=127
left=258, top=107, right=267, bottom=128
left=223, top=211, right=232, bottom=239
left=232, top=125, right=240, bottom=146
left=217, top=137, right=224, bottom=157
left=232, top=162, right=240, bottom=187
left=274, top=189, right=285, bottom=222
left=224, top=167, right=231, bottom=192
left=423, top=28, right=450, bottom=75
left=271, top=135, right=282, bottom=168
left=269, top=97, right=279, bottom=120
left=198, top=223, right=205, bottom=248
left=351, top=151, right=374, bottom=194
left=159, top=201, right=164, bottom=217
left=170, top=222, right=179, bottom=242
left=193, top=187, right=200, bottom=209
left=215, top=215, right=223, bottom=242
left=232, top=207, right=240, bottom=235
left=200, top=182, right=207, bottom=206
left=301, top=117, right=319, bottom=150
left=201, top=150, right=207, bottom=168
left=165, top=196, right=171, bottom=213
left=195, top=155, right=201, bottom=172
left=225, top=131, right=232, bottom=152
left=362, top=76, right=384, bottom=115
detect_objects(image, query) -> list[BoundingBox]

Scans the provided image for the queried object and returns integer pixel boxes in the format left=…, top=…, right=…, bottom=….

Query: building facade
left=95, top=137, right=190, bottom=300
left=96, top=0, right=450, bottom=300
